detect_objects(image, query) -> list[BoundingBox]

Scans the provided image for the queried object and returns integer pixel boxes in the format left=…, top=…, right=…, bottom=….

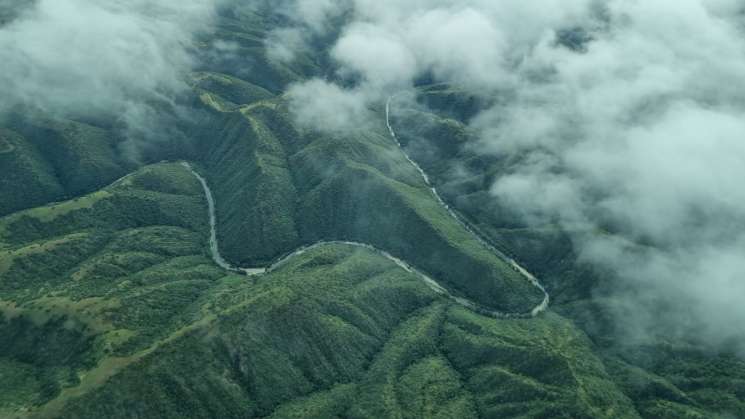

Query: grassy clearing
left=15, top=192, right=111, bottom=224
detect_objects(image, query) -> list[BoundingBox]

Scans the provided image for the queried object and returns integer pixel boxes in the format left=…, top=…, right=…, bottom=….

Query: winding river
left=181, top=98, right=549, bottom=318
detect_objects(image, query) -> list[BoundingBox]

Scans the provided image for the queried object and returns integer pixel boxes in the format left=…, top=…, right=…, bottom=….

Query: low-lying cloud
left=0, top=0, right=217, bottom=160
left=277, top=0, right=745, bottom=351
left=5, top=0, right=744, bottom=351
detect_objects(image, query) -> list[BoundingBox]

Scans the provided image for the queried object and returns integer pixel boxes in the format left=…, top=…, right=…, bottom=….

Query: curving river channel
left=181, top=98, right=549, bottom=319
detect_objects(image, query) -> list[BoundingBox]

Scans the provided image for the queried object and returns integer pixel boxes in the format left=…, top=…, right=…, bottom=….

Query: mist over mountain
left=271, top=0, right=745, bottom=352
left=0, top=0, right=217, bottom=161
left=1, top=1, right=745, bottom=418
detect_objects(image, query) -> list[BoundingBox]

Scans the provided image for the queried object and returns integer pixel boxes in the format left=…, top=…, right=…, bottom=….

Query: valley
left=180, top=94, right=550, bottom=318
left=1, top=2, right=744, bottom=418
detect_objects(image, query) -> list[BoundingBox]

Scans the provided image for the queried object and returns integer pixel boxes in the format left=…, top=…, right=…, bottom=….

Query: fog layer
left=277, top=0, right=745, bottom=349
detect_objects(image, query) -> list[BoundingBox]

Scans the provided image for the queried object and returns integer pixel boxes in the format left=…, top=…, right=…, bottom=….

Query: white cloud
left=278, top=0, right=745, bottom=350
left=287, top=79, right=373, bottom=132
left=332, top=22, right=417, bottom=88
left=0, top=0, right=217, bottom=161
left=1, top=0, right=217, bottom=113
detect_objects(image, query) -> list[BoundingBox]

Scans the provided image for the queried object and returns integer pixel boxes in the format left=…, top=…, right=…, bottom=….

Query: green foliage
left=198, top=109, right=301, bottom=266
left=0, top=163, right=229, bottom=416
left=0, top=129, right=66, bottom=216
left=602, top=346, right=745, bottom=418
left=191, top=72, right=274, bottom=109
left=0, top=314, right=96, bottom=408
left=192, top=90, right=542, bottom=312
left=0, top=114, right=135, bottom=218
left=11, top=116, right=129, bottom=195
left=442, top=308, right=639, bottom=418
left=195, top=6, right=326, bottom=94
left=0, top=8, right=740, bottom=418
left=398, top=83, right=745, bottom=419
left=41, top=245, right=630, bottom=419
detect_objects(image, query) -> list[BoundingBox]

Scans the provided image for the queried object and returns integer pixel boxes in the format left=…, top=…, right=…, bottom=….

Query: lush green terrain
left=0, top=116, right=132, bottom=218
left=189, top=90, right=542, bottom=313
left=0, top=163, right=631, bottom=419
left=54, top=246, right=635, bottom=419
left=0, top=163, right=226, bottom=415
left=390, top=86, right=745, bottom=418
left=1, top=4, right=743, bottom=419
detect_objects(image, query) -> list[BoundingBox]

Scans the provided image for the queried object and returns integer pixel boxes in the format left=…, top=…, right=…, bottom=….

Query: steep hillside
left=0, top=162, right=636, bottom=419
left=194, top=4, right=328, bottom=94
left=0, top=162, right=226, bottom=416
left=389, top=86, right=745, bottom=419
left=0, top=128, right=65, bottom=216
left=191, top=84, right=544, bottom=314
left=47, top=245, right=635, bottom=419
left=2, top=4, right=741, bottom=419
left=0, top=117, right=131, bottom=217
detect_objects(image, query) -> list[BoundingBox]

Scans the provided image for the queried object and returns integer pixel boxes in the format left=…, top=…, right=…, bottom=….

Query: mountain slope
left=0, top=162, right=226, bottom=416
left=49, top=245, right=635, bottom=419
left=0, top=117, right=131, bottom=217
left=389, top=85, right=745, bottom=419
left=191, top=87, right=543, bottom=314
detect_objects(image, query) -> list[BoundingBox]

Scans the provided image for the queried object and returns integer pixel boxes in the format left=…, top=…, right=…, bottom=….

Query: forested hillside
left=1, top=2, right=744, bottom=419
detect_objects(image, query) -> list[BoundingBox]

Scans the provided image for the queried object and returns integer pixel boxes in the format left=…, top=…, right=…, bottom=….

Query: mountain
left=0, top=164, right=632, bottom=419
left=1, top=3, right=743, bottom=419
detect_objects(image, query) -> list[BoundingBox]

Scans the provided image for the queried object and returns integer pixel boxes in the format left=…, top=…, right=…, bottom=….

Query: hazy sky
left=276, top=0, right=745, bottom=350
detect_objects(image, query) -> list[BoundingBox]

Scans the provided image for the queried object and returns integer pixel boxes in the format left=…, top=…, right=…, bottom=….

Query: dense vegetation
left=0, top=163, right=227, bottom=416
left=35, top=244, right=637, bottom=419
left=0, top=118, right=131, bottom=217
left=189, top=94, right=542, bottom=313
left=0, top=4, right=743, bottom=418
left=390, top=86, right=745, bottom=419
left=0, top=164, right=633, bottom=418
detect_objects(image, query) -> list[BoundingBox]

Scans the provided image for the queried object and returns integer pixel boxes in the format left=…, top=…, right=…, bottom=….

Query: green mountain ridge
left=1, top=5, right=744, bottom=419
left=0, top=163, right=631, bottom=419
left=189, top=89, right=543, bottom=313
